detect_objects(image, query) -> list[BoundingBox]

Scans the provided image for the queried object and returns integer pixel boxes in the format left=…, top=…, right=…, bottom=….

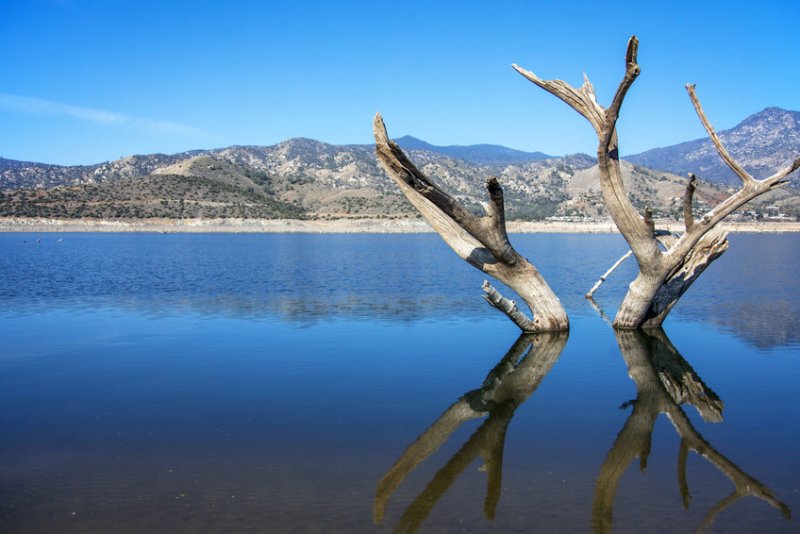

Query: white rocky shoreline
left=1, top=217, right=799, bottom=234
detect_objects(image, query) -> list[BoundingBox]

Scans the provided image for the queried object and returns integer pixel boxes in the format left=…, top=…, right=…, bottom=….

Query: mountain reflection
left=374, top=332, right=568, bottom=533
left=3, top=234, right=798, bottom=348
left=8, top=288, right=799, bottom=349
left=594, top=328, right=790, bottom=533
left=700, top=300, right=800, bottom=348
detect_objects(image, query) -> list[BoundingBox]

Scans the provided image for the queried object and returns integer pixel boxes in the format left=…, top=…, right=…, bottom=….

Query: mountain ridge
left=627, top=107, right=800, bottom=185
left=0, top=136, right=560, bottom=190
left=393, top=135, right=552, bottom=165
left=1, top=107, right=798, bottom=221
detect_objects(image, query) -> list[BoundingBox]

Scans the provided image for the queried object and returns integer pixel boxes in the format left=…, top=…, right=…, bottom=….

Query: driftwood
left=593, top=329, right=789, bottom=533
left=514, top=37, right=799, bottom=329
left=374, top=332, right=568, bottom=532
left=373, top=115, right=568, bottom=332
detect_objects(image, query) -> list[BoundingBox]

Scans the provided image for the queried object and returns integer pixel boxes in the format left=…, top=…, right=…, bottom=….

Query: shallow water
left=0, top=233, right=798, bottom=532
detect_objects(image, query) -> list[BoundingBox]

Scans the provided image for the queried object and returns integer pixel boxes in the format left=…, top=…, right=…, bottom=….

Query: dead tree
left=373, top=115, right=569, bottom=332
left=374, top=332, right=567, bottom=532
left=593, top=329, right=789, bottom=533
left=514, top=36, right=800, bottom=329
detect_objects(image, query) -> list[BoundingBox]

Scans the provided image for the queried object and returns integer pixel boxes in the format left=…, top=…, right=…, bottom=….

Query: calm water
left=0, top=233, right=798, bottom=533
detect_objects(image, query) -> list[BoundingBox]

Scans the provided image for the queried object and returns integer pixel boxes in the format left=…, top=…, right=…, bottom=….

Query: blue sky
left=2, top=0, right=799, bottom=165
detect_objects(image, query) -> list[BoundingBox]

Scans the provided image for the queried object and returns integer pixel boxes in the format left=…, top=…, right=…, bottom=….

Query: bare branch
left=374, top=114, right=483, bottom=231
left=683, top=173, right=697, bottom=232
left=482, top=281, right=537, bottom=332
left=765, top=156, right=800, bottom=183
left=373, top=113, right=568, bottom=332
left=511, top=65, right=605, bottom=135
left=686, top=85, right=754, bottom=184
left=375, top=114, right=519, bottom=265
left=676, top=88, right=799, bottom=243
left=382, top=36, right=800, bottom=331
left=586, top=250, right=633, bottom=298
left=667, top=156, right=797, bottom=266
left=517, top=36, right=661, bottom=281
left=601, top=36, right=640, bottom=149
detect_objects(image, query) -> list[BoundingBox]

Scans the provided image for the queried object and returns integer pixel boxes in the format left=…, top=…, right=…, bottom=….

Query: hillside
left=0, top=161, right=306, bottom=220
left=1, top=111, right=798, bottom=221
left=628, top=107, right=800, bottom=184
left=0, top=138, right=553, bottom=191
left=626, top=107, right=800, bottom=220
left=0, top=144, right=731, bottom=222
left=393, top=136, right=551, bottom=165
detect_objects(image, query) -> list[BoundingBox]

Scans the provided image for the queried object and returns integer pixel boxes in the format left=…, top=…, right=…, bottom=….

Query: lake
left=1, top=232, right=798, bottom=533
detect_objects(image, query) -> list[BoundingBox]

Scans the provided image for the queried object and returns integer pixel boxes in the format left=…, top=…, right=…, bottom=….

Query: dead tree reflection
left=374, top=332, right=568, bottom=533
left=594, top=329, right=789, bottom=533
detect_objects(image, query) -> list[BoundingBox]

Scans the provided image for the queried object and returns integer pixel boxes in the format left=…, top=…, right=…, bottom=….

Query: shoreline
left=1, top=217, right=799, bottom=234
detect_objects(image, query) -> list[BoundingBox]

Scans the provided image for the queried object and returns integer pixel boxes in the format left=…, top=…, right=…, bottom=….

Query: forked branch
left=516, top=36, right=798, bottom=329
left=373, top=113, right=568, bottom=332
left=515, top=36, right=655, bottom=261
left=666, top=87, right=800, bottom=261
left=510, top=66, right=605, bottom=135
left=602, top=37, right=641, bottom=149
left=687, top=84, right=800, bottom=186
left=373, top=114, right=509, bottom=262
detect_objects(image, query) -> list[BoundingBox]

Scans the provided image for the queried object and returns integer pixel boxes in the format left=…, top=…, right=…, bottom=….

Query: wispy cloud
left=0, top=93, right=206, bottom=136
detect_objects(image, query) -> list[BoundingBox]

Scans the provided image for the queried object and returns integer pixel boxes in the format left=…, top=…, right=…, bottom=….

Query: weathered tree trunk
left=514, top=37, right=799, bottom=329
left=374, top=332, right=568, bottom=529
left=373, top=115, right=568, bottom=332
left=593, top=328, right=789, bottom=533
left=615, top=229, right=730, bottom=328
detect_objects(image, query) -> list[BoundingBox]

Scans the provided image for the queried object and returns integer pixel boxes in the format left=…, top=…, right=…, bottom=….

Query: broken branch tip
left=626, top=36, right=639, bottom=63
left=373, top=114, right=390, bottom=144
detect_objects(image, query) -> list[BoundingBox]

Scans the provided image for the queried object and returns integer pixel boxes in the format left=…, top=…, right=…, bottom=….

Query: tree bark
left=373, top=114, right=568, bottom=332
left=514, top=36, right=799, bottom=329
left=615, top=229, right=730, bottom=328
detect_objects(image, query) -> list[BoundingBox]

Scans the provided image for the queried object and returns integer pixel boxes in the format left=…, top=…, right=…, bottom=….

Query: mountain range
left=393, top=136, right=551, bottom=165
left=627, top=107, right=800, bottom=184
left=0, top=107, right=797, bottom=221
